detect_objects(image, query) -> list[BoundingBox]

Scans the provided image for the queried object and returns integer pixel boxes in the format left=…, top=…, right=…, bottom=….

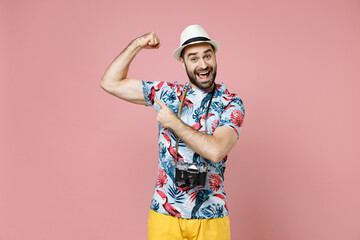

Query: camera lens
left=186, top=175, right=197, bottom=188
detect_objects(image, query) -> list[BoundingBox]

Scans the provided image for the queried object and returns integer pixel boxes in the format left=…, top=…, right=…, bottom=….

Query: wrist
left=128, top=38, right=143, bottom=54
left=169, top=117, right=183, bottom=132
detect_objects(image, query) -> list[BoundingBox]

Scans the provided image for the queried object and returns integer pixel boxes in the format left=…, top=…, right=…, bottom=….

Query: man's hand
left=136, top=32, right=160, bottom=49
left=155, top=99, right=180, bottom=129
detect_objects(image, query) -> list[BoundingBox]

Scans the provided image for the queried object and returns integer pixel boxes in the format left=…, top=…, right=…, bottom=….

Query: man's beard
left=185, top=65, right=217, bottom=90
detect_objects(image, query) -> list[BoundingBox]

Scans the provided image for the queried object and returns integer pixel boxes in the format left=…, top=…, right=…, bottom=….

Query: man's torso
left=142, top=81, right=244, bottom=219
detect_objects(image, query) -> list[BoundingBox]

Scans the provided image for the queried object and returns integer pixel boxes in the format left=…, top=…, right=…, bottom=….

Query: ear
left=180, top=58, right=185, bottom=69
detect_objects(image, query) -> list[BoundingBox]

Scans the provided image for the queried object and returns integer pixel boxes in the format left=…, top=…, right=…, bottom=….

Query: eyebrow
left=186, top=48, right=213, bottom=59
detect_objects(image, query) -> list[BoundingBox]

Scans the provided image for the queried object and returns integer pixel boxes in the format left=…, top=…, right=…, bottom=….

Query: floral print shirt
left=142, top=81, right=245, bottom=219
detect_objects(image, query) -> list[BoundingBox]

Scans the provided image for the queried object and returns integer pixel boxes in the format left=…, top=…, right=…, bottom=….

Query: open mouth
left=196, top=71, right=210, bottom=80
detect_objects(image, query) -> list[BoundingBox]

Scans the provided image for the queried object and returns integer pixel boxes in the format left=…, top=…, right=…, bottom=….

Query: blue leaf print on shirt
left=168, top=185, right=185, bottom=204
left=159, top=142, right=167, bottom=162
left=199, top=93, right=213, bottom=110
left=211, top=102, right=223, bottom=115
left=177, top=139, right=186, bottom=148
left=161, top=160, right=175, bottom=182
left=192, top=107, right=207, bottom=122
left=150, top=199, right=160, bottom=211
left=192, top=153, right=206, bottom=166
left=201, top=203, right=224, bottom=218
left=163, top=90, right=177, bottom=104
left=191, top=189, right=213, bottom=218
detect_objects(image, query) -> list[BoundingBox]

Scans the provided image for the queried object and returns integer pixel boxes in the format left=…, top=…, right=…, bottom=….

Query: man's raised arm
left=100, top=32, right=160, bottom=105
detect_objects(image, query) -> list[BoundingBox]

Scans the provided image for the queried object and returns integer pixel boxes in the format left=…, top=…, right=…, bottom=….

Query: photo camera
left=175, top=162, right=207, bottom=189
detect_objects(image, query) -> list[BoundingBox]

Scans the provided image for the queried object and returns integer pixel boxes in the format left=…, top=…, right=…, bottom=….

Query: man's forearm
left=100, top=39, right=142, bottom=87
left=171, top=119, right=224, bottom=163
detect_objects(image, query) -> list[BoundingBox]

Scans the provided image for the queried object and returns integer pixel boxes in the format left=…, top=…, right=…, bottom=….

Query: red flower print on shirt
left=209, top=174, right=222, bottom=192
left=189, top=187, right=205, bottom=202
left=189, top=191, right=197, bottom=202
left=230, top=109, right=244, bottom=127
left=157, top=168, right=168, bottom=188
left=211, top=120, right=220, bottom=132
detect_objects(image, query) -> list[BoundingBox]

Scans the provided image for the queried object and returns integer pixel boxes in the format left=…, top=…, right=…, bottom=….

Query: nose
left=199, top=58, right=208, bottom=69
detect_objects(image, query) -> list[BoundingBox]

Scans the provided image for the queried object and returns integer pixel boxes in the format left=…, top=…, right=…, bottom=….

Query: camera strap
left=174, top=82, right=216, bottom=168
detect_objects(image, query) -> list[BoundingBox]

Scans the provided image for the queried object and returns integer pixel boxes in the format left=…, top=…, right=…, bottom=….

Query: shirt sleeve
left=142, top=81, right=166, bottom=107
left=218, top=96, right=245, bottom=138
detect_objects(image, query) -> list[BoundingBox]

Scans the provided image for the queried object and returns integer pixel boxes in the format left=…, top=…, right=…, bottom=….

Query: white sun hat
left=173, top=24, right=220, bottom=61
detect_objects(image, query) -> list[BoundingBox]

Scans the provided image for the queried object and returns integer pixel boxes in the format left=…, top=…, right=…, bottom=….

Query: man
left=100, top=25, right=245, bottom=240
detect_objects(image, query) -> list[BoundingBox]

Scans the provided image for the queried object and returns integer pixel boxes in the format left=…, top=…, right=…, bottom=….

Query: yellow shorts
left=147, top=209, right=231, bottom=240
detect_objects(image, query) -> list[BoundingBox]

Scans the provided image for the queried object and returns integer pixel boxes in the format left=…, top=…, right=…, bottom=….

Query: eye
left=205, top=55, right=211, bottom=59
left=191, top=58, right=197, bottom=62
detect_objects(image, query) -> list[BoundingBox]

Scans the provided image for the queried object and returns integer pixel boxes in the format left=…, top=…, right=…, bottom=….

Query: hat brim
left=173, top=40, right=220, bottom=61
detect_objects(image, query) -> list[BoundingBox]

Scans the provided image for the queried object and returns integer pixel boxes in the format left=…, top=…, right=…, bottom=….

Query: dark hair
left=180, top=43, right=215, bottom=60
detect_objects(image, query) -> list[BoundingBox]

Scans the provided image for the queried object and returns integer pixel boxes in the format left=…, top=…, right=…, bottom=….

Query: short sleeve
left=142, top=81, right=166, bottom=107
left=218, top=96, right=245, bottom=138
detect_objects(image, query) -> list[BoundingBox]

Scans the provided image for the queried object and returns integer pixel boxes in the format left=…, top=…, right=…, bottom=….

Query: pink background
left=1, top=0, right=360, bottom=239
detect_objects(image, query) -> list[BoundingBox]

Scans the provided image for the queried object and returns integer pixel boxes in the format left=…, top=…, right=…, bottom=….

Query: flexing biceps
left=101, top=78, right=146, bottom=105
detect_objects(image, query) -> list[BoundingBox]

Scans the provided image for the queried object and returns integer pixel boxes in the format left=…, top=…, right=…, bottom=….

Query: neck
left=189, top=82, right=215, bottom=91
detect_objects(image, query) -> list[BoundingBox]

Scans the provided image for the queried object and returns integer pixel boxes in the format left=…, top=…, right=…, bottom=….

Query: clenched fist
left=136, top=32, right=160, bottom=49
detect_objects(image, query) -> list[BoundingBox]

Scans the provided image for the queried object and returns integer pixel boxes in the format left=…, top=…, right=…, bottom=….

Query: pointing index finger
left=155, top=99, right=165, bottom=108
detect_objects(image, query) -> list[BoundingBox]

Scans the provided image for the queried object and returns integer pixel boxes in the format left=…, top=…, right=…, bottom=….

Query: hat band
left=181, top=37, right=211, bottom=46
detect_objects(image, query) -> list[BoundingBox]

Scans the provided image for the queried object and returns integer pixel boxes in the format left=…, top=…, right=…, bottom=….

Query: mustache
left=195, top=66, right=213, bottom=73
